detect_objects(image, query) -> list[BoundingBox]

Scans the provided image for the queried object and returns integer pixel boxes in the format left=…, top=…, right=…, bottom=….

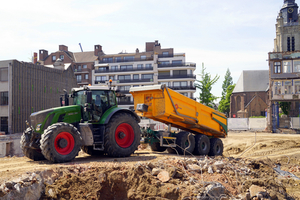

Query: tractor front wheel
left=40, top=123, right=82, bottom=163
left=20, top=128, right=45, bottom=161
left=104, top=113, right=140, bottom=157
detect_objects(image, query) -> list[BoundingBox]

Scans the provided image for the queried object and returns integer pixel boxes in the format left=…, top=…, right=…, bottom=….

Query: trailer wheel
left=82, top=146, right=104, bottom=156
left=104, top=113, right=140, bottom=157
left=20, top=128, right=45, bottom=161
left=175, top=132, right=195, bottom=155
left=194, top=134, right=210, bottom=155
left=208, top=138, right=223, bottom=156
left=150, top=142, right=167, bottom=152
left=40, top=123, right=82, bottom=163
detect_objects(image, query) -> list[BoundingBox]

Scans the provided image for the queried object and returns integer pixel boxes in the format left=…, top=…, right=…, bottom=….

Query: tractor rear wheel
left=82, top=146, right=104, bottom=156
left=208, top=138, right=223, bottom=156
left=104, top=113, right=140, bottom=157
left=40, top=123, right=82, bottom=163
left=175, top=132, right=195, bottom=155
left=20, top=128, right=45, bottom=161
left=194, top=134, right=210, bottom=155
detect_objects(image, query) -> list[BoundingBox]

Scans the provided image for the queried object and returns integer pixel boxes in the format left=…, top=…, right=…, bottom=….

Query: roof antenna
left=79, top=43, right=83, bottom=52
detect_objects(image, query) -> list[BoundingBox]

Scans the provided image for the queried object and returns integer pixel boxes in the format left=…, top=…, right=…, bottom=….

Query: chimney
left=39, top=49, right=48, bottom=61
left=59, top=45, right=68, bottom=51
left=33, top=52, right=37, bottom=64
left=136, top=48, right=139, bottom=53
left=94, top=45, right=102, bottom=56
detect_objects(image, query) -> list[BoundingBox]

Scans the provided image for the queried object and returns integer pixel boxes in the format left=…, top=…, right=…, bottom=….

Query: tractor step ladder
left=160, top=136, right=176, bottom=147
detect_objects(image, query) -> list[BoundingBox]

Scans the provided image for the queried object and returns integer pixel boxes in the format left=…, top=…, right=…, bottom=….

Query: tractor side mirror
left=86, top=91, right=92, bottom=104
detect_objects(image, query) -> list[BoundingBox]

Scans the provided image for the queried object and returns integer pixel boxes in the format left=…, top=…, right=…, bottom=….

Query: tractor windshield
left=73, top=91, right=87, bottom=106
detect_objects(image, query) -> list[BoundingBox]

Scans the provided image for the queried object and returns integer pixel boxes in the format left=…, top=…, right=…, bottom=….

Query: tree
left=194, top=63, right=219, bottom=108
left=218, top=84, right=235, bottom=116
left=221, top=68, right=233, bottom=100
left=279, top=102, right=291, bottom=115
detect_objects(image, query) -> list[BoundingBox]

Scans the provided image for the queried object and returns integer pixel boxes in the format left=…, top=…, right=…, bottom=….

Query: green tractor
left=20, top=84, right=141, bottom=163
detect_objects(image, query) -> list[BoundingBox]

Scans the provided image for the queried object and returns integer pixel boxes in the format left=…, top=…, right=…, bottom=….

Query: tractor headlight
left=36, top=124, right=42, bottom=131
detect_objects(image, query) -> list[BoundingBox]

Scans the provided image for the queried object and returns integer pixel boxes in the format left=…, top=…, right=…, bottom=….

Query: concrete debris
left=157, top=170, right=170, bottom=183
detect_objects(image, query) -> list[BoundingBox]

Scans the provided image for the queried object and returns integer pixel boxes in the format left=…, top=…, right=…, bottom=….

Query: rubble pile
left=1, top=156, right=300, bottom=200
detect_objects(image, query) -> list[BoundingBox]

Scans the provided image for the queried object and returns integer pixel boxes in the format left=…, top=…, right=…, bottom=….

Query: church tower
left=274, top=0, right=300, bottom=52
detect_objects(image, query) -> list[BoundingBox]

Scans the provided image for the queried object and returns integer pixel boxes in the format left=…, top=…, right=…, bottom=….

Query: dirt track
left=1, top=131, right=300, bottom=199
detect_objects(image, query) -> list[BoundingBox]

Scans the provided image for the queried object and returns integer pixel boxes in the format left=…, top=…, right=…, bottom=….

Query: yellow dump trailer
left=130, top=84, right=227, bottom=156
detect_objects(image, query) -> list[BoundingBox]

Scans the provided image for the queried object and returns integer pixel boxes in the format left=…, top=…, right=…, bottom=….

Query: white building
left=92, top=40, right=196, bottom=108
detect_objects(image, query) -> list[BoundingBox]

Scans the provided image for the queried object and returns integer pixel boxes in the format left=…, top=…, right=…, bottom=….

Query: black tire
left=167, top=147, right=177, bottom=154
left=150, top=142, right=167, bottom=152
left=82, top=146, right=104, bottom=156
left=104, top=113, right=140, bottom=157
left=194, top=134, right=210, bottom=155
left=208, top=138, right=224, bottom=156
left=40, top=123, right=82, bottom=163
left=175, top=132, right=195, bottom=155
left=20, top=128, right=45, bottom=161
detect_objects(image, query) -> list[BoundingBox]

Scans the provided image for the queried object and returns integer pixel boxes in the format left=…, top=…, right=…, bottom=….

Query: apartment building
left=92, top=40, right=196, bottom=108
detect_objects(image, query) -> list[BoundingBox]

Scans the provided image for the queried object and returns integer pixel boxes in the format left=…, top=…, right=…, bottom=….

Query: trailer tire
left=82, top=146, right=104, bottom=156
left=150, top=142, right=167, bottom=152
left=175, top=132, right=195, bottom=155
left=40, top=123, right=82, bottom=163
left=104, top=113, right=140, bottom=157
left=194, top=134, right=210, bottom=155
left=208, top=138, right=223, bottom=156
left=20, top=128, right=45, bottom=161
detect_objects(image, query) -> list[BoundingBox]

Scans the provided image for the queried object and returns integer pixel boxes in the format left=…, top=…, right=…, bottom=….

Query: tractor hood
left=30, top=105, right=82, bottom=133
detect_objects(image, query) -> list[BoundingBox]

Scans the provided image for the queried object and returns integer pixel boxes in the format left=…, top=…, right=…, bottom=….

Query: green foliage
left=194, top=63, right=220, bottom=108
left=218, top=84, right=235, bottom=116
left=221, top=69, right=233, bottom=100
left=279, top=102, right=291, bottom=115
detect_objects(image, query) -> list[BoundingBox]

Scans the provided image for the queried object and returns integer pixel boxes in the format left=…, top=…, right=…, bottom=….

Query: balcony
left=95, top=67, right=153, bottom=74
left=168, top=86, right=196, bottom=90
left=74, top=68, right=90, bottom=74
left=158, top=74, right=196, bottom=79
left=158, top=62, right=196, bottom=68
left=118, top=78, right=153, bottom=83
left=97, top=57, right=153, bottom=64
left=158, top=54, right=174, bottom=58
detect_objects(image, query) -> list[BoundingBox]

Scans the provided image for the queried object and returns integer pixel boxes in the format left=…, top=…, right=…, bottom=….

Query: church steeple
left=280, top=0, right=299, bottom=23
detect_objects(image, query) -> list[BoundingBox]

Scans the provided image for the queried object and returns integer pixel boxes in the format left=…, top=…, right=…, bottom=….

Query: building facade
left=0, top=60, right=78, bottom=134
left=38, top=44, right=100, bottom=86
left=268, top=0, right=300, bottom=131
left=230, top=70, right=269, bottom=118
left=92, top=40, right=196, bottom=108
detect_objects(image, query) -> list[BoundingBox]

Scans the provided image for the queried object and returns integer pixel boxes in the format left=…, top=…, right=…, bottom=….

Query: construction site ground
left=1, top=131, right=300, bottom=199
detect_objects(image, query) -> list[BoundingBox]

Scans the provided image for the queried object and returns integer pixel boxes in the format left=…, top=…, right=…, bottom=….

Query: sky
left=0, top=0, right=286, bottom=99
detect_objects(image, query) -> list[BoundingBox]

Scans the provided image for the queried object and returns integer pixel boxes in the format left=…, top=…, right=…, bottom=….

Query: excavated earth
left=1, top=131, right=300, bottom=200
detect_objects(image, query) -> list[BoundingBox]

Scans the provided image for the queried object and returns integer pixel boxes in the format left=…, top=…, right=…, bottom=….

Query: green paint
left=212, top=112, right=227, bottom=120
left=50, top=87, right=52, bottom=93
left=18, top=107, right=20, bottom=115
left=212, top=117, right=228, bottom=134
left=32, top=107, right=33, bottom=113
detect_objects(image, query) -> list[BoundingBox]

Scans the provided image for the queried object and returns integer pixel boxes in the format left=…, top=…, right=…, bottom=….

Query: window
left=133, top=74, right=139, bottom=80
left=160, top=61, right=170, bottom=65
left=103, top=57, right=113, bottom=63
left=141, top=55, right=146, bottom=60
left=0, top=92, right=8, bottom=105
left=294, top=61, right=300, bottom=72
left=95, top=76, right=106, bottom=81
left=115, top=57, right=122, bottom=62
left=173, top=70, right=187, bottom=76
left=145, top=64, right=152, bottom=69
left=141, top=74, right=153, bottom=79
left=119, top=86, right=130, bottom=91
left=274, top=81, right=281, bottom=95
left=287, top=37, right=291, bottom=52
left=82, top=64, right=87, bottom=69
left=137, top=64, right=143, bottom=69
left=0, top=117, right=8, bottom=134
left=295, top=81, right=300, bottom=94
left=284, top=81, right=292, bottom=94
left=158, top=71, right=170, bottom=76
left=274, top=62, right=281, bottom=73
left=172, top=60, right=182, bottom=65
left=85, top=74, right=88, bottom=79
left=292, top=37, right=295, bottom=51
left=162, top=52, right=169, bottom=56
left=283, top=61, right=292, bottom=73
left=118, top=75, right=131, bottom=80
left=120, top=65, right=133, bottom=71
left=59, top=55, right=64, bottom=61
left=78, top=65, right=81, bottom=70
left=124, top=56, right=134, bottom=61
left=0, top=68, right=8, bottom=81
left=76, top=75, right=81, bottom=82
left=52, top=55, right=56, bottom=61
left=111, top=66, right=118, bottom=71
left=109, top=75, right=115, bottom=80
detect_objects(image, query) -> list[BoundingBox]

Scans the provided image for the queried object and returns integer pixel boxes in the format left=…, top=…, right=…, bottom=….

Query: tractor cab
left=71, top=85, right=117, bottom=122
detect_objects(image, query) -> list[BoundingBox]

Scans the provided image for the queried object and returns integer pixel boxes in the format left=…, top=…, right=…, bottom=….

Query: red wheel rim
left=115, top=123, right=134, bottom=148
left=54, top=132, right=75, bottom=155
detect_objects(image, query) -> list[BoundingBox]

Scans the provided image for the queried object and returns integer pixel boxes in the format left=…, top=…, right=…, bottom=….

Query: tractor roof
left=72, top=85, right=111, bottom=92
